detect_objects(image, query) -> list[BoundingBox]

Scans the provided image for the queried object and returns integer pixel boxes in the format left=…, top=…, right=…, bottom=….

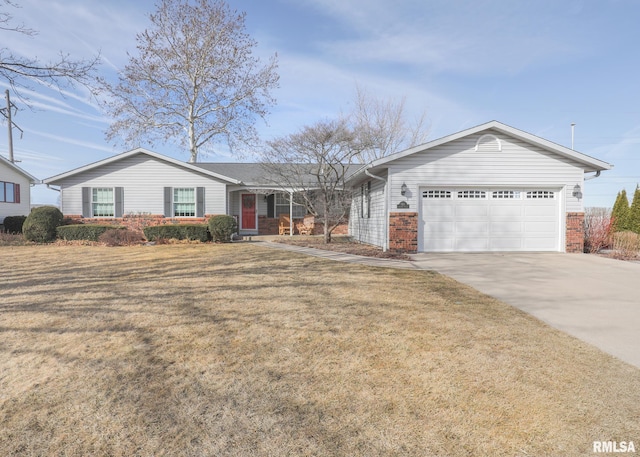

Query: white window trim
left=92, top=187, right=115, bottom=218
left=173, top=187, right=197, bottom=217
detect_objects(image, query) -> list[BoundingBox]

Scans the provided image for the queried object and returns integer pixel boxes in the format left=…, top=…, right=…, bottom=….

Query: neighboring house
left=42, top=149, right=314, bottom=235
left=348, top=120, right=612, bottom=253
left=0, top=155, right=38, bottom=225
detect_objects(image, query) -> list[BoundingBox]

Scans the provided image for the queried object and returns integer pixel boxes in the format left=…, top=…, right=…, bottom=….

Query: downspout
left=584, top=170, right=601, bottom=181
left=364, top=168, right=388, bottom=252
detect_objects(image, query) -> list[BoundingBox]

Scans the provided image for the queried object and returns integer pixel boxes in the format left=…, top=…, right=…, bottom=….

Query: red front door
left=241, top=194, right=256, bottom=230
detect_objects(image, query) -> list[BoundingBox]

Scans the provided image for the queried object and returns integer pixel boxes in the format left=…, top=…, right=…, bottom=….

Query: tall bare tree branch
left=0, top=0, right=100, bottom=101
left=99, top=0, right=279, bottom=163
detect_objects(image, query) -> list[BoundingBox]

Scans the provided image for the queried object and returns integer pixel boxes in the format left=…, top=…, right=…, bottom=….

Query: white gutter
left=584, top=170, right=601, bottom=181
left=364, top=168, right=388, bottom=252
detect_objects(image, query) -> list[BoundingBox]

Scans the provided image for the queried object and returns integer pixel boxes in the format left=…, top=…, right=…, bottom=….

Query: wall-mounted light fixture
left=572, top=184, right=582, bottom=199
left=401, top=183, right=408, bottom=196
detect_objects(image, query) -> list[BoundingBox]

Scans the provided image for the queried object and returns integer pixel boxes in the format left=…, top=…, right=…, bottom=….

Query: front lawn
left=1, top=244, right=638, bottom=456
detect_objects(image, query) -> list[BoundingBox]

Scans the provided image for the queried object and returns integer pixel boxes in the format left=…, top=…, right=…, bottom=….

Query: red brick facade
left=389, top=212, right=418, bottom=254
left=566, top=212, right=585, bottom=253
left=65, top=213, right=348, bottom=237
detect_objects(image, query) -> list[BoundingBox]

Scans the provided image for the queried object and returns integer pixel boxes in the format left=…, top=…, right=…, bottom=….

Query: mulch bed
left=272, top=236, right=412, bottom=260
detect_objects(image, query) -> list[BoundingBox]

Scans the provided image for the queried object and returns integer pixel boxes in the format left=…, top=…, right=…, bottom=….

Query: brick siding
left=566, top=212, right=585, bottom=253
left=389, top=212, right=418, bottom=254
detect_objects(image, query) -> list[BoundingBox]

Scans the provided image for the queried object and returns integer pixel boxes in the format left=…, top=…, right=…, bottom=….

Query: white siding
left=0, top=161, right=32, bottom=223
left=349, top=172, right=387, bottom=248
left=57, top=154, right=227, bottom=216
left=388, top=130, right=585, bottom=215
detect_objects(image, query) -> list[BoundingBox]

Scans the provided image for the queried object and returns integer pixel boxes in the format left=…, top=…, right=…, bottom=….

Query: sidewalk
left=257, top=240, right=418, bottom=270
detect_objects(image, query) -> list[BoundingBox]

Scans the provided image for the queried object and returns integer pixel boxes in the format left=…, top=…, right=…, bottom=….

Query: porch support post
left=289, top=190, right=294, bottom=236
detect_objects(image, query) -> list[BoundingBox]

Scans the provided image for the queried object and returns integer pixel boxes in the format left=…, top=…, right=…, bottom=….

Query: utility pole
left=2, top=89, right=24, bottom=163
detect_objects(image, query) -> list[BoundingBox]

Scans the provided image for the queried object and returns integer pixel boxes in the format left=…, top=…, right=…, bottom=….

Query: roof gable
left=43, top=148, right=241, bottom=185
left=0, top=155, right=38, bottom=183
left=358, top=120, right=612, bottom=176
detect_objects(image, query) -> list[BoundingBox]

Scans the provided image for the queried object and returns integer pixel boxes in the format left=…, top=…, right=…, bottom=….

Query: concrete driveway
left=409, top=252, right=640, bottom=369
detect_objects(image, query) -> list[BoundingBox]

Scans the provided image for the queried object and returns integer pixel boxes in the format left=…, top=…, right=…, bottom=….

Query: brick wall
left=566, top=212, right=585, bottom=253
left=389, top=212, right=418, bottom=254
left=63, top=214, right=211, bottom=231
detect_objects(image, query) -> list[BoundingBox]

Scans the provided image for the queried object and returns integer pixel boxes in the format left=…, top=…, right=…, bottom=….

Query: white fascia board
left=360, top=120, right=612, bottom=175
left=0, top=155, right=39, bottom=183
left=43, top=148, right=241, bottom=184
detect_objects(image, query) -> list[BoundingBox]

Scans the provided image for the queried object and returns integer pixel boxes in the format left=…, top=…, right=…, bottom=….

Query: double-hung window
left=0, top=181, right=20, bottom=203
left=173, top=188, right=196, bottom=217
left=82, top=187, right=123, bottom=218
left=164, top=187, right=205, bottom=217
left=274, top=193, right=305, bottom=218
left=92, top=188, right=115, bottom=217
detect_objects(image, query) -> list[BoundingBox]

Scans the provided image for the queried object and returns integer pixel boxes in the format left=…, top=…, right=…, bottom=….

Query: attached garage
left=420, top=188, right=560, bottom=252
left=348, top=121, right=613, bottom=254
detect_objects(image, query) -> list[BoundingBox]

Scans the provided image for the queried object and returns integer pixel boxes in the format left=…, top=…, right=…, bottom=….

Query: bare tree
left=261, top=119, right=361, bottom=243
left=0, top=0, right=99, bottom=99
left=349, top=85, right=430, bottom=163
left=99, top=0, right=279, bottom=163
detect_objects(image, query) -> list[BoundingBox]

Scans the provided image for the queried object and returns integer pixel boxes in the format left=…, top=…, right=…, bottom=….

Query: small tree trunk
left=323, top=199, right=331, bottom=243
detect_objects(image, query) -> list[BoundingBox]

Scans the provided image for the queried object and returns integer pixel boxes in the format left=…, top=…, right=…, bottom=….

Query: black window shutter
left=164, top=187, right=172, bottom=217
left=267, top=194, right=274, bottom=218
left=196, top=187, right=205, bottom=217
left=82, top=187, right=91, bottom=217
left=115, top=187, right=124, bottom=217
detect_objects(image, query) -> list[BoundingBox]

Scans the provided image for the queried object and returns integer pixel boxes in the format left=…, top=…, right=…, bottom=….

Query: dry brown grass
left=1, top=244, right=639, bottom=456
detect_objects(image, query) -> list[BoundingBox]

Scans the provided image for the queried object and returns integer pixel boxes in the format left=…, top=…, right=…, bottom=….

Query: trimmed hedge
left=208, top=215, right=237, bottom=242
left=2, top=215, right=27, bottom=234
left=143, top=224, right=210, bottom=242
left=23, top=206, right=64, bottom=243
left=57, top=224, right=124, bottom=241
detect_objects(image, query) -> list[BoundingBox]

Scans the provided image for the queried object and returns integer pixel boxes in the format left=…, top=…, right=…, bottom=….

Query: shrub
left=208, top=215, right=237, bottom=243
left=0, top=232, right=27, bottom=246
left=56, top=224, right=123, bottom=242
left=22, top=206, right=64, bottom=243
left=612, top=231, right=640, bottom=260
left=583, top=207, right=612, bottom=253
left=2, top=215, right=27, bottom=234
left=143, top=224, right=210, bottom=242
left=99, top=229, right=146, bottom=246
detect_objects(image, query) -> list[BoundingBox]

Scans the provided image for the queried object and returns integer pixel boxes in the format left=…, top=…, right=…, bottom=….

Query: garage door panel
left=455, top=237, right=489, bottom=251
left=455, top=221, right=489, bottom=234
left=422, top=188, right=559, bottom=252
left=525, top=220, right=557, bottom=233
left=490, top=237, right=524, bottom=250
left=490, top=205, right=524, bottom=218
left=455, top=205, right=489, bottom=217
left=490, top=220, right=523, bottom=234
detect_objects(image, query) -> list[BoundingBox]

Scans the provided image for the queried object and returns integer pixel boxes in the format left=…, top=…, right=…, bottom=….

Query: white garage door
left=421, top=189, right=560, bottom=252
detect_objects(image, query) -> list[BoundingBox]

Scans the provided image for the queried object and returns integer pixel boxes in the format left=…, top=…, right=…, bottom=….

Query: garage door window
left=492, top=190, right=521, bottom=199
left=423, top=190, right=451, bottom=198
left=526, top=191, right=555, bottom=199
left=458, top=190, right=486, bottom=199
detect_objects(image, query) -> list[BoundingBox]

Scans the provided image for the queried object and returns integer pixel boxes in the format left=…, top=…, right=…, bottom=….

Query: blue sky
left=2, top=0, right=640, bottom=207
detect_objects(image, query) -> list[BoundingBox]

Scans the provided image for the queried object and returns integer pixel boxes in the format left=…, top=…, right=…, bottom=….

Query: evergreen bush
left=2, top=215, right=27, bottom=234
left=56, top=224, right=123, bottom=241
left=208, top=215, right=237, bottom=242
left=611, top=189, right=629, bottom=232
left=22, top=206, right=64, bottom=243
left=143, top=224, right=210, bottom=242
left=627, top=186, right=640, bottom=234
